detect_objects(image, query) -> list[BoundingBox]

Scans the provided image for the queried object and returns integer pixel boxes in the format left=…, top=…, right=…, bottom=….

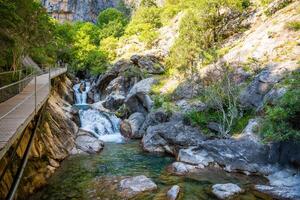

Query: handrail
left=0, top=69, right=23, bottom=75
left=0, top=67, right=66, bottom=117
left=0, top=82, right=50, bottom=121
left=0, top=72, right=34, bottom=91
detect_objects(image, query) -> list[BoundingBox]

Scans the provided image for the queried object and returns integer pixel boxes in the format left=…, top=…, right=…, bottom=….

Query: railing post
left=49, top=68, right=51, bottom=92
left=34, top=74, right=37, bottom=114
left=18, top=70, right=21, bottom=93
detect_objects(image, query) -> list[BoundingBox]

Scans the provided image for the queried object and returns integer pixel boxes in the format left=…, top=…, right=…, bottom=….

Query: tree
left=203, top=65, right=241, bottom=137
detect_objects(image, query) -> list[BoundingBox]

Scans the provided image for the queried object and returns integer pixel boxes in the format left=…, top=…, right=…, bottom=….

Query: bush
left=125, top=6, right=162, bottom=47
left=286, top=21, right=300, bottom=31
left=99, top=37, right=118, bottom=62
left=97, top=8, right=127, bottom=29
left=261, top=72, right=300, bottom=142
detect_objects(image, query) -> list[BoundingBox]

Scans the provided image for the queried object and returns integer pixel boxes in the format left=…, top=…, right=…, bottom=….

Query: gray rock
left=207, top=122, right=222, bottom=133
left=125, top=78, right=157, bottom=114
left=142, top=121, right=205, bottom=154
left=167, top=162, right=203, bottom=175
left=175, top=99, right=207, bottom=113
left=212, top=183, right=242, bottom=199
left=240, top=63, right=290, bottom=109
left=139, top=108, right=171, bottom=136
left=120, top=112, right=145, bottom=139
left=194, top=139, right=272, bottom=174
left=255, top=169, right=300, bottom=200
left=103, top=94, right=125, bottom=111
left=119, top=175, right=157, bottom=198
left=74, top=129, right=104, bottom=154
left=173, top=80, right=202, bottom=99
left=130, top=55, right=165, bottom=74
left=238, top=118, right=261, bottom=142
left=167, top=185, right=180, bottom=200
left=178, top=148, right=214, bottom=166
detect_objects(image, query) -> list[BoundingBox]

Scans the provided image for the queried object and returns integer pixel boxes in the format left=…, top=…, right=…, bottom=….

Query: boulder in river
left=212, top=183, right=243, bottom=199
left=142, top=121, right=205, bottom=155
left=120, top=112, right=145, bottom=139
left=72, top=129, right=104, bottom=154
left=119, top=175, right=157, bottom=198
left=167, top=185, right=180, bottom=200
left=167, top=162, right=203, bottom=175
left=139, top=108, right=171, bottom=137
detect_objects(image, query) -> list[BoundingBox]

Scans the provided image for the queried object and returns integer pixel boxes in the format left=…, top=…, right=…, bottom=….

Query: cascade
left=74, top=80, right=124, bottom=143
left=73, top=81, right=90, bottom=105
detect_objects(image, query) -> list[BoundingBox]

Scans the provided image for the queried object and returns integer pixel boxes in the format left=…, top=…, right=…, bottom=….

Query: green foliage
left=97, top=8, right=128, bottom=40
left=141, top=0, right=158, bottom=7
left=286, top=21, right=300, bottom=31
left=97, top=8, right=127, bottom=28
left=0, top=0, right=56, bottom=70
left=125, top=6, right=162, bottom=47
left=99, top=37, right=119, bottom=61
left=261, top=72, right=300, bottom=142
left=167, top=0, right=247, bottom=71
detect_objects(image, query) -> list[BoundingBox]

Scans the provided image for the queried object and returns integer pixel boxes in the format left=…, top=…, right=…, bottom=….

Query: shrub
left=202, top=65, right=242, bottom=137
left=261, top=72, right=300, bottom=142
left=99, top=36, right=118, bottom=62
left=125, top=6, right=162, bottom=47
left=97, top=8, right=127, bottom=29
left=286, top=21, right=300, bottom=31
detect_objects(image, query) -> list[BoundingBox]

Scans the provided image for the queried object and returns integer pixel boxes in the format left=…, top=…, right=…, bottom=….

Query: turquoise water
left=31, top=141, right=271, bottom=200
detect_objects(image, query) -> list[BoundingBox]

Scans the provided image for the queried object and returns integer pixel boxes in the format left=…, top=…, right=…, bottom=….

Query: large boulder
left=139, top=108, right=171, bottom=137
left=103, top=94, right=126, bottom=111
left=177, top=148, right=214, bottom=167
left=120, top=112, right=145, bottom=139
left=118, top=175, right=157, bottom=198
left=94, top=59, right=133, bottom=94
left=212, top=183, right=243, bottom=199
left=177, top=138, right=274, bottom=174
left=255, top=169, right=300, bottom=200
left=130, top=55, right=165, bottom=74
left=142, top=121, right=205, bottom=155
left=125, top=78, right=157, bottom=114
left=72, top=129, right=104, bottom=154
left=239, top=63, right=292, bottom=109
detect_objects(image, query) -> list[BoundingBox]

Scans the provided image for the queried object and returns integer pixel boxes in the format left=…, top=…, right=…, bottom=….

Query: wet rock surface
left=212, top=183, right=243, bottom=199
left=72, top=129, right=104, bottom=154
left=118, top=175, right=157, bottom=198
left=167, top=185, right=180, bottom=200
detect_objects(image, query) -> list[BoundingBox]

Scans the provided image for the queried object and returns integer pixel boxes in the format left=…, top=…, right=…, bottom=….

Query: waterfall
left=73, top=81, right=91, bottom=105
left=79, top=109, right=124, bottom=143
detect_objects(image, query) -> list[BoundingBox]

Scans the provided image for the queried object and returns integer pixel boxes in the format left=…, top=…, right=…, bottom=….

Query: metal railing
left=0, top=67, right=67, bottom=120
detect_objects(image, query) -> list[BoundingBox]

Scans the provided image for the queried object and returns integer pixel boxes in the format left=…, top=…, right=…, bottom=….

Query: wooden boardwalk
left=0, top=68, right=67, bottom=159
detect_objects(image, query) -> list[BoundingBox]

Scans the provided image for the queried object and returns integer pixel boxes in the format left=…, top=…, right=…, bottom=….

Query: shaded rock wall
left=0, top=75, right=78, bottom=199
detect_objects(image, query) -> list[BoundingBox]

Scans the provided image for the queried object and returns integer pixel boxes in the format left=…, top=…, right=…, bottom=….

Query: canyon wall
left=0, top=75, right=78, bottom=199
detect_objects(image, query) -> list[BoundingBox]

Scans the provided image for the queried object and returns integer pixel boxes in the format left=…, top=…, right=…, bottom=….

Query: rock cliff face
left=42, top=0, right=124, bottom=22
left=0, top=75, right=78, bottom=199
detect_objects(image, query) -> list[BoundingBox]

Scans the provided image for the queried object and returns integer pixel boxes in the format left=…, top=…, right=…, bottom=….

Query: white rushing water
left=73, top=81, right=91, bottom=105
left=79, top=108, right=124, bottom=143
left=74, top=80, right=124, bottom=143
